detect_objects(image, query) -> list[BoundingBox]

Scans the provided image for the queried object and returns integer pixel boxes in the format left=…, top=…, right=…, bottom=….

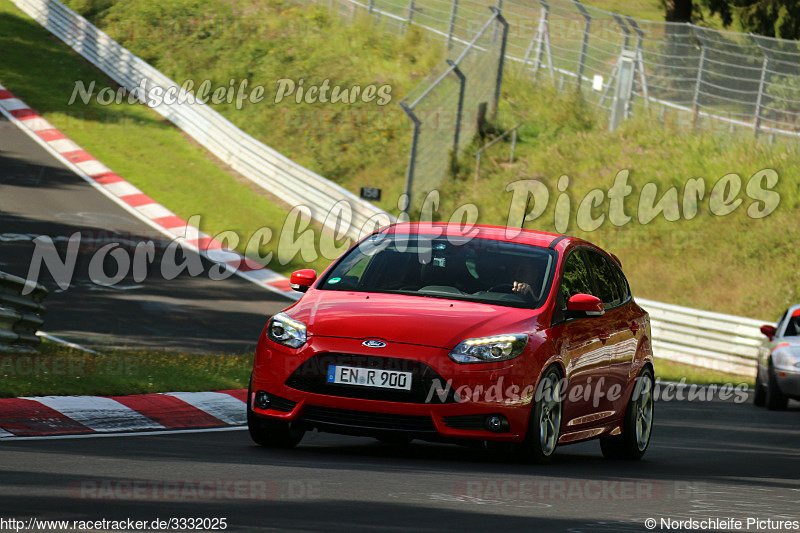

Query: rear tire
left=517, top=365, right=563, bottom=464
left=601, top=366, right=654, bottom=461
left=753, top=366, right=766, bottom=407
left=765, top=364, right=789, bottom=411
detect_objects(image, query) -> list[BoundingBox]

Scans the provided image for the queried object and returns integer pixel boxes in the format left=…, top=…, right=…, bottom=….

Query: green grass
left=654, top=358, right=753, bottom=387
left=0, top=341, right=252, bottom=397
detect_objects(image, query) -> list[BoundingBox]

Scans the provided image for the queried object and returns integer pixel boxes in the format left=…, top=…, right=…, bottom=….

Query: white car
left=755, top=305, right=800, bottom=410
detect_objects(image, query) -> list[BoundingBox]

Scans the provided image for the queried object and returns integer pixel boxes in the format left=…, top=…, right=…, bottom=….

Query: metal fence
left=328, top=0, right=800, bottom=138
left=399, top=10, right=508, bottom=212
left=0, top=272, right=48, bottom=349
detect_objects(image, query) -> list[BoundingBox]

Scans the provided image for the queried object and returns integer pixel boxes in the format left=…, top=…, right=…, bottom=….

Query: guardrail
left=10, top=0, right=393, bottom=241
left=0, top=271, right=48, bottom=349
left=638, top=298, right=766, bottom=378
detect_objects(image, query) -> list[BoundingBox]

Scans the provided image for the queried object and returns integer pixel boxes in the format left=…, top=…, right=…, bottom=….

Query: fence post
left=753, top=55, right=769, bottom=138
left=609, top=50, right=636, bottom=131
left=493, top=0, right=503, bottom=41
left=447, top=0, right=458, bottom=50
left=530, top=1, right=553, bottom=85
left=692, top=44, right=705, bottom=130
left=574, top=1, right=591, bottom=90
left=626, top=16, right=649, bottom=107
left=448, top=59, right=466, bottom=157
left=510, top=127, right=517, bottom=162
left=612, top=13, right=630, bottom=50
left=407, top=0, right=415, bottom=26
left=400, top=102, right=421, bottom=215
left=490, top=7, right=509, bottom=119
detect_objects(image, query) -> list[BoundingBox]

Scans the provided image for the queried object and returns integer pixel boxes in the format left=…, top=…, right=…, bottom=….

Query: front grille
left=302, top=405, right=437, bottom=433
left=443, top=414, right=487, bottom=431
left=285, top=353, right=456, bottom=404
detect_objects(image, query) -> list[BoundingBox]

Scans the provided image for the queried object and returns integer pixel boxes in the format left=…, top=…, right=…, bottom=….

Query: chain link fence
left=322, top=0, right=509, bottom=210
left=399, top=10, right=507, bottom=212
left=325, top=0, right=800, bottom=140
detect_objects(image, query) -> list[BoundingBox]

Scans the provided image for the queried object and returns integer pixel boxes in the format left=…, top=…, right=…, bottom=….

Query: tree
left=661, top=0, right=693, bottom=22
left=661, top=0, right=800, bottom=39
left=704, top=0, right=800, bottom=39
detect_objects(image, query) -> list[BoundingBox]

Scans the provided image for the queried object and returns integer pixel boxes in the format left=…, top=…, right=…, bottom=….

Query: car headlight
left=449, top=334, right=528, bottom=364
left=267, top=312, right=307, bottom=348
left=772, top=347, right=800, bottom=371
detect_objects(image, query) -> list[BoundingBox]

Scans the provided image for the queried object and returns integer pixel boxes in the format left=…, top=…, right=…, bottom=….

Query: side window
left=783, top=310, right=800, bottom=337
left=559, top=251, right=595, bottom=308
left=776, top=311, right=788, bottom=338
left=584, top=251, right=622, bottom=308
left=613, top=264, right=631, bottom=302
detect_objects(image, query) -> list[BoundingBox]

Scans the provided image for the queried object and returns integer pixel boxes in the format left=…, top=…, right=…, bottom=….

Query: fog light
left=485, top=414, right=508, bottom=433
left=255, top=390, right=271, bottom=409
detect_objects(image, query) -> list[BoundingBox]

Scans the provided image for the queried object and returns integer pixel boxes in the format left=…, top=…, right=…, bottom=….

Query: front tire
left=765, top=364, right=789, bottom=411
left=601, top=366, right=654, bottom=461
left=753, top=365, right=766, bottom=407
left=246, top=383, right=305, bottom=448
left=517, top=365, right=563, bottom=464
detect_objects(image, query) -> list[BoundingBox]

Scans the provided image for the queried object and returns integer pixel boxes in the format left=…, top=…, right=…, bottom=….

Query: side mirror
left=760, top=324, right=777, bottom=341
left=290, top=269, right=317, bottom=293
left=566, top=293, right=604, bottom=319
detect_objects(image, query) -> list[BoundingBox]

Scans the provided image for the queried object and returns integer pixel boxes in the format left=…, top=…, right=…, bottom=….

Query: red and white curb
left=0, top=82, right=299, bottom=300
left=0, top=390, right=248, bottom=438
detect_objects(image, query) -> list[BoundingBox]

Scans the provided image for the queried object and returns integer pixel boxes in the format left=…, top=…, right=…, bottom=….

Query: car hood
left=285, top=290, right=544, bottom=350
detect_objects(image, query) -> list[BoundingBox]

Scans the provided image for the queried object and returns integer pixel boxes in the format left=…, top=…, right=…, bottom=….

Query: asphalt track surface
left=1, top=396, right=798, bottom=532
left=0, top=114, right=291, bottom=353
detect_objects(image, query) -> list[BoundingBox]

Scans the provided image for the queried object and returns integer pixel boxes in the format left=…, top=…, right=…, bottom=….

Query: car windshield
left=318, top=233, right=556, bottom=309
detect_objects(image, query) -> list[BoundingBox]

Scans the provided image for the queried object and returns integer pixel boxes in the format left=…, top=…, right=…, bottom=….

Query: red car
left=248, top=223, right=654, bottom=462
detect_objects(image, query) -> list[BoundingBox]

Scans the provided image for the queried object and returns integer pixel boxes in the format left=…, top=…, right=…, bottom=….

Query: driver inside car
left=511, top=261, right=538, bottom=300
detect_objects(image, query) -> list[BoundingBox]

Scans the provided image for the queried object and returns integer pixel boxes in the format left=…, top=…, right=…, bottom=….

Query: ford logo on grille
left=362, top=340, right=387, bottom=348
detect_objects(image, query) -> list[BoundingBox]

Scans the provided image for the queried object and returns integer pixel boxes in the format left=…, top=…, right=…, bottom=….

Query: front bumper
left=775, top=368, right=800, bottom=398
left=251, top=336, right=542, bottom=442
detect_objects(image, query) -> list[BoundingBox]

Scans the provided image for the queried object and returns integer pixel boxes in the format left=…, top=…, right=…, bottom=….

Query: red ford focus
left=248, top=223, right=654, bottom=462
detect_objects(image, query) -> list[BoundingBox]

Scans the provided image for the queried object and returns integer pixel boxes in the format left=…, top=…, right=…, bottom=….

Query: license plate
left=327, top=365, right=413, bottom=391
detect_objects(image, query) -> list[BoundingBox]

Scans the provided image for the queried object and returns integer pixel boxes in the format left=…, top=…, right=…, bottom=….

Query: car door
left=553, top=249, right=612, bottom=429
left=583, top=251, right=638, bottom=417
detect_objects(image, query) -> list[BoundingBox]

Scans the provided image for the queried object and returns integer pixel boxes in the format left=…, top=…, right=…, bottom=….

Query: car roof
left=378, top=222, right=573, bottom=250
